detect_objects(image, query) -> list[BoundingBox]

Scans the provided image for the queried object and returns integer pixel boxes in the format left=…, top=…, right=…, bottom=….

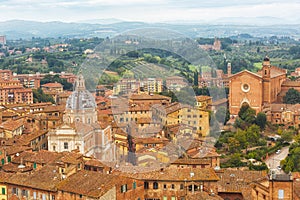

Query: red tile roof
left=57, top=170, right=120, bottom=198
left=42, top=82, right=63, bottom=88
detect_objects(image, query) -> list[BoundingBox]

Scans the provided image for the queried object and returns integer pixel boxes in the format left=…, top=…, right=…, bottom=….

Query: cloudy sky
left=0, top=0, right=299, bottom=23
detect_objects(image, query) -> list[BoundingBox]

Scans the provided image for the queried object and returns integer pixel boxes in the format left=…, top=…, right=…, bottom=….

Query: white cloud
left=0, top=0, right=299, bottom=23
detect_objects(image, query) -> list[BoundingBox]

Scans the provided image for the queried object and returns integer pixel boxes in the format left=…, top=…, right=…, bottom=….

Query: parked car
left=276, top=149, right=281, bottom=154
left=277, top=166, right=282, bottom=170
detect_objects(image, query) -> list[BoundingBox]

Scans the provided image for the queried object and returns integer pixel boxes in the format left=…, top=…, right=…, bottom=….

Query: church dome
left=65, top=74, right=96, bottom=110
left=66, top=90, right=96, bottom=110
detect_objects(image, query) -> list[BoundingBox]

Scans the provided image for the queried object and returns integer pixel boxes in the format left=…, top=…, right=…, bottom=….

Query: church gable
left=54, top=123, right=77, bottom=135
left=230, top=70, right=262, bottom=82
left=229, top=69, right=264, bottom=116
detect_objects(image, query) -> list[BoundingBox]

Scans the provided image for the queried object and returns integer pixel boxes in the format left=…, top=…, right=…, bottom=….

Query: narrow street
left=265, top=146, right=289, bottom=172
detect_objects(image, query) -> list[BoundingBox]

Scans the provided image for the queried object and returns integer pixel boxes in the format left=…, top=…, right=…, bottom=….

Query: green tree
left=245, top=125, right=260, bottom=146
left=193, top=70, right=199, bottom=86
left=33, top=88, right=55, bottom=104
left=236, top=104, right=256, bottom=129
left=256, top=112, right=267, bottom=130
left=281, top=130, right=294, bottom=143
left=283, top=88, right=300, bottom=104
left=234, top=129, right=247, bottom=149
left=228, top=137, right=241, bottom=153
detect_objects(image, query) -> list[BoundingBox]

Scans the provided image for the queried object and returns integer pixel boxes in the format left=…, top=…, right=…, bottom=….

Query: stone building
left=229, top=57, right=287, bottom=116
left=48, top=74, right=115, bottom=161
left=57, top=170, right=145, bottom=200
left=153, top=102, right=210, bottom=137
left=252, top=172, right=293, bottom=200
left=124, top=167, right=220, bottom=200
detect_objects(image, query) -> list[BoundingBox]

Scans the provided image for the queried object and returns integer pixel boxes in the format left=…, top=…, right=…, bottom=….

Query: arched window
left=153, top=182, right=159, bottom=189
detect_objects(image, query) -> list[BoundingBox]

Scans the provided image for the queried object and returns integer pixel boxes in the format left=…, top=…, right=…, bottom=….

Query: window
left=52, top=195, right=56, bottom=200
left=1, top=187, right=5, bottom=195
left=33, top=192, right=37, bottom=199
left=22, top=190, right=28, bottom=197
left=64, top=142, right=68, bottom=150
left=163, top=184, right=167, bottom=190
left=42, top=194, right=46, bottom=200
left=180, top=184, right=184, bottom=190
left=33, top=162, right=37, bottom=169
left=153, top=182, right=159, bottom=189
left=144, top=182, right=149, bottom=189
left=278, top=189, right=284, bottom=199
left=171, top=197, right=176, bottom=200
left=12, top=188, right=18, bottom=195
left=121, top=184, right=127, bottom=193
left=79, top=194, right=83, bottom=198
left=163, top=197, right=167, bottom=200
left=171, top=184, right=175, bottom=189
left=133, top=182, right=137, bottom=189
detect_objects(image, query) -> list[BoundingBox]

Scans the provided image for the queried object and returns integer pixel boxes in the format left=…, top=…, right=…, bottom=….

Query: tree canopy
left=235, top=104, right=267, bottom=130
left=283, top=88, right=300, bottom=104
left=41, top=74, right=73, bottom=90
left=33, top=88, right=55, bottom=104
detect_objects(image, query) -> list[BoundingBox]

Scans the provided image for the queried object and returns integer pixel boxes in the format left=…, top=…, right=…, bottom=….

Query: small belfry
left=74, top=71, right=86, bottom=91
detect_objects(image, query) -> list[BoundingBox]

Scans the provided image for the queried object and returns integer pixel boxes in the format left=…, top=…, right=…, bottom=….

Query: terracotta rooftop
left=57, top=170, right=119, bottom=198
left=216, top=169, right=265, bottom=198
left=124, top=167, right=220, bottom=182
left=130, top=93, right=171, bottom=101
left=0, top=119, right=24, bottom=131
left=1, top=146, right=32, bottom=156
left=196, top=95, right=212, bottom=102
left=164, top=102, right=187, bottom=114
left=41, top=82, right=63, bottom=88
left=6, top=165, right=61, bottom=192
left=23, top=150, right=62, bottom=164
left=84, top=159, right=105, bottom=168
left=171, top=158, right=211, bottom=165
left=16, top=130, right=48, bottom=145
left=1, top=162, right=33, bottom=173
left=57, top=152, right=83, bottom=165
left=1, top=111, right=18, bottom=117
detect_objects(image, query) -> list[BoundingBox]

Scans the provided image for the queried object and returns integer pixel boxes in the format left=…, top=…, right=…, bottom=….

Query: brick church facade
left=229, top=57, right=289, bottom=116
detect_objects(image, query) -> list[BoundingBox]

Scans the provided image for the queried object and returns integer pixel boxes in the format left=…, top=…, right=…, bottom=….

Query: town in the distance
left=1, top=33, right=300, bottom=200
